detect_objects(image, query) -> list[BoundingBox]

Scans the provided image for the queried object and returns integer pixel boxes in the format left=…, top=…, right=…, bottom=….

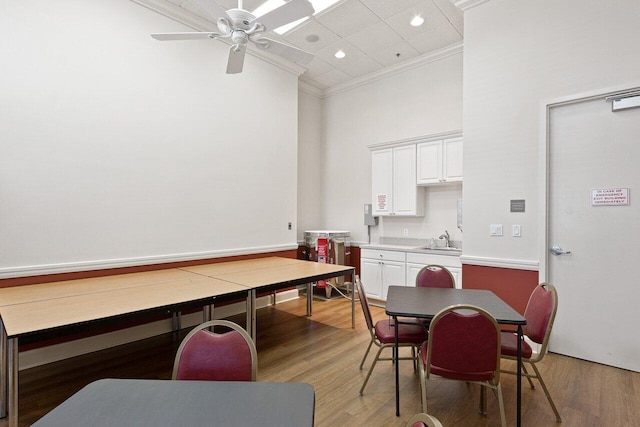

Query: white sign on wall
left=376, top=194, right=388, bottom=210
left=591, top=188, right=630, bottom=206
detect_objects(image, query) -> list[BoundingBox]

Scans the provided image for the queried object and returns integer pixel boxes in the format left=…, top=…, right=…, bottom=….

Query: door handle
left=550, top=246, right=572, bottom=256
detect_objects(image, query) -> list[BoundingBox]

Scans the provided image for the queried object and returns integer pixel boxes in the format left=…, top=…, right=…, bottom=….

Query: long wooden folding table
left=0, top=257, right=354, bottom=427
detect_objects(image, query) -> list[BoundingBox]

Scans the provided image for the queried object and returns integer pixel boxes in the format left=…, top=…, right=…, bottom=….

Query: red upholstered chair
left=415, top=265, right=455, bottom=288
left=419, top=304, right=506, bottom=427
left=172, top=320, right=257, bottom=381
left=501, top=282, right=561, bottom=422
left=406, top=412, right=444, bottom=427
left=356, top=276, right=428, bottom=396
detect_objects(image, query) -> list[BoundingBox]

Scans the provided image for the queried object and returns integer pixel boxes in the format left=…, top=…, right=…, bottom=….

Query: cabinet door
left=417, top=141, right=443, bottom=184
left=360, top=258, right=383, bottom=299
left=371, top=148, right=393, bottom=216
left=406, top=263, right=424, bottom=287
left=443, top=138, right=463, bottom=182
left=393, top=145, right=423, bottom=216
left=381, top=260, right=406, bottom=300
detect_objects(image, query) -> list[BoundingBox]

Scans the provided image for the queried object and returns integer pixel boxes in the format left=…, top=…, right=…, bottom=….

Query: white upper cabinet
left=417, top=137, right=463, bottom=185
left=371, top=145, right=424, bottom=216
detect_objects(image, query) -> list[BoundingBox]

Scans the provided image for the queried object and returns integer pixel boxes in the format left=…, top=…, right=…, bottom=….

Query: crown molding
left=453, top=0, right=491, bottom=12
left=130, top=0, right=306, bottom=77
left=321, top=42, right=463, bottom=98
left=298, top=81, right=324, bottom=97
left=367, top=129, right=463, bottom=150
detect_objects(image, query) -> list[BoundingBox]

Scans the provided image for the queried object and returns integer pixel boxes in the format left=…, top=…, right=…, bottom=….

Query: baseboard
left=19, top=290, right=300, bottom=370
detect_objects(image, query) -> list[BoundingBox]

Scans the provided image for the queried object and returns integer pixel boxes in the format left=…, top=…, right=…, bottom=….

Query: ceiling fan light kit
left=151, top=0, right=316, bottom=74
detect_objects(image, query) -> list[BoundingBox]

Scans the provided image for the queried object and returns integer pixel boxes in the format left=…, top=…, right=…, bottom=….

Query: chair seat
left=500, top=331, right=533, bottom=359
left=375, top=319, right=427, bottom=345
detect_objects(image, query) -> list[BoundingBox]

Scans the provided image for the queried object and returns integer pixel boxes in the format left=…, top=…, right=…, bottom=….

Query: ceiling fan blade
left=226, top=45, right=246, bottom=74
left=255, top=38, right=314, bottom=65
left=192, top=0, right=231, bottom=21
left=151, top=32, right=220, bottom=41
left=251, top=0, right=315, bottom=32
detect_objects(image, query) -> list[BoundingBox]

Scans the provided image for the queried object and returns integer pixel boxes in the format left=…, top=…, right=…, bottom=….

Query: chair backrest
left=172, top=320, right=257, bottom=381
left=426, top=304, right=501, bottom=383
left=415, top=265, right=455, bottom=288
left=406, top=412, right=444, bottom=427
left=355, top=276, right=375, bottom=334
left=524, top=282, right=558, bottom=350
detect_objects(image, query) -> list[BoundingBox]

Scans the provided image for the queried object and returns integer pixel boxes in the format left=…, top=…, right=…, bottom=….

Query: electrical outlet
left=288, top=222, right=292, bottom=230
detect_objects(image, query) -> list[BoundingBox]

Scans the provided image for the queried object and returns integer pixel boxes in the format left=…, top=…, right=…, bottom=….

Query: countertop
left=360, top=243, right=461, bottom=256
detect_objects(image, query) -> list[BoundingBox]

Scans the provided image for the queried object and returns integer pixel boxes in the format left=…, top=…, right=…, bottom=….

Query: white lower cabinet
left=360, top=249, right=407, bottom=300
left=406, top=252, right=462, bottom=289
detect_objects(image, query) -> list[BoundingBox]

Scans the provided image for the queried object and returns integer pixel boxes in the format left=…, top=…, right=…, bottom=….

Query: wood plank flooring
left=6, top=295, right=640, bottom=426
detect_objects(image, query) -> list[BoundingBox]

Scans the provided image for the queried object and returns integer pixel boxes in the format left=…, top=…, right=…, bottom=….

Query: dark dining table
left=385, top=286, right=527, bottom=426
left=32, top=379, right=315, bottom=427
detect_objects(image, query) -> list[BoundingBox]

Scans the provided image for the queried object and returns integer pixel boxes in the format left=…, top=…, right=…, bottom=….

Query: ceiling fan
left=151, top=0, right=315, bottom=74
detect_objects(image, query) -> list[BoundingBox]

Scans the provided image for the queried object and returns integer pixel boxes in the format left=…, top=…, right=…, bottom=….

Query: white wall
left=0, top=0, right=301, bottom=277
left=462, top=0, right=640, bottom=264
left=296, top=88, right=324, bottom=241
left=316, top=51, right=463, bottom=245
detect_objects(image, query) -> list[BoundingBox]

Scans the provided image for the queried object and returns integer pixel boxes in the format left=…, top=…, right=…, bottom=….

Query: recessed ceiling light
left=410, top=15, right=425, bottom=27
left=334, top=50, right=346, bottom=59
left=305, top=34, right=320, bottom=43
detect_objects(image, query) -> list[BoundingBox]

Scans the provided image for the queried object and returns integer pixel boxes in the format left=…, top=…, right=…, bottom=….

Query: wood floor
left=7, top=295, right=640, bottom=426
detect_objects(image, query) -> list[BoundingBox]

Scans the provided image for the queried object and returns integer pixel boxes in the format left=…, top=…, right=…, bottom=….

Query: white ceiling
left=163, top=0, right=463, bottom=91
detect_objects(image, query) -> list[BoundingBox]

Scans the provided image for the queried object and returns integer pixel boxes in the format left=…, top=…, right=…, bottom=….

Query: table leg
left=351, top=279, right=355, bottom=328
left=517, top=325, right=523, bottom=427
left=171, top=312, right=182, bottom=332
left=0, top=321, right=6, bottom=418
left=306, top=283, right=312, bottom=317
left=245, top=290, right=257, bottom=340
left=394, top=315, right=400, bottom=416
left=8, top=338, right=18, bottom=427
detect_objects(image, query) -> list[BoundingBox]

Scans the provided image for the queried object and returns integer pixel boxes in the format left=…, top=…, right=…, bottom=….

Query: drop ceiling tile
left=312, top=68, right=352, bottom=87
left=345, top=21, right=405, bottom=55
left=315, top=0, right=380, bottom=38
left=368, top=40, right=420, bottom=67
left=314, top=39, right=368, bottom=68
left=335, top=55, right=384, bottom=77
left=407, top=23, right=462, bottom=54
left=280, top=20, right=341, bottom=53
left=361, top=0, right=425, bottom=19
left=385, top=1, right=449, bottom=40
left=301, top=56, right=335, bottom=79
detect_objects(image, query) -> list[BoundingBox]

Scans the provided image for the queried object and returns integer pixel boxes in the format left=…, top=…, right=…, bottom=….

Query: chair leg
left=359, top=345, right=384, bottom=396
left=478, top=385, right=487, bottom=415
left=418, top=362, right=428, bottom=412
left=494, top=384, right=507, bottom=427
left=530, top=362, right=563, bottom=422
left=359, top=339, right=374, bottom=370
left=521, top=361, right=536, bottom=389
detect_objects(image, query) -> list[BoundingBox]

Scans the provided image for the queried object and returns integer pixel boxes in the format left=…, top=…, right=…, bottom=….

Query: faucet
left=439, top=230, right=451, bottom=248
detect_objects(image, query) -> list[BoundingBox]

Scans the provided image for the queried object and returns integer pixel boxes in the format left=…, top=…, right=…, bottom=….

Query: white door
left=548, top=93, right=640, bottom=372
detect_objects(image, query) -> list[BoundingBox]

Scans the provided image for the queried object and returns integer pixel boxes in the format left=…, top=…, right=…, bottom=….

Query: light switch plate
left=512, top=224, right=522, bottom=237
left=490, top=224, right=503, bottom=236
